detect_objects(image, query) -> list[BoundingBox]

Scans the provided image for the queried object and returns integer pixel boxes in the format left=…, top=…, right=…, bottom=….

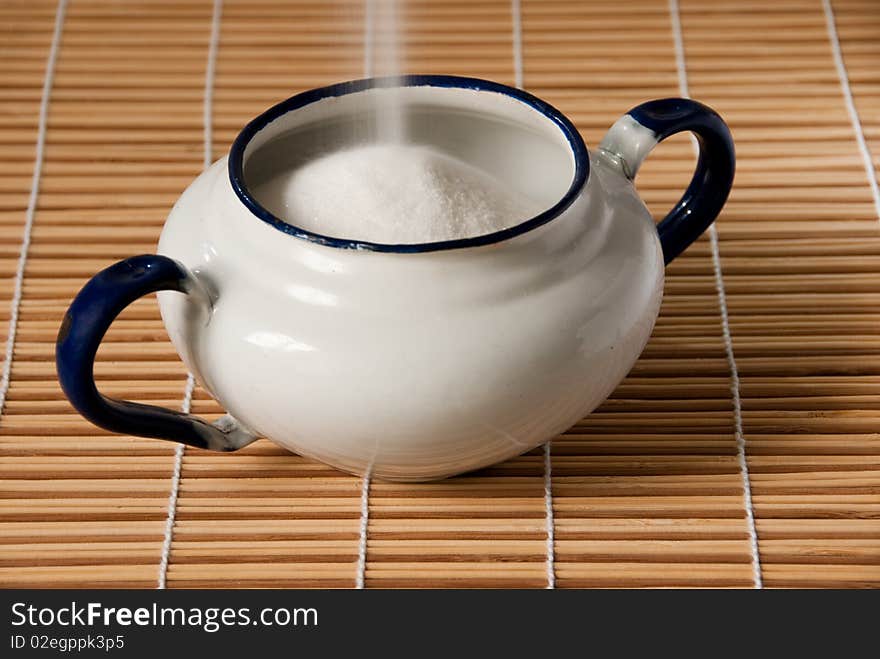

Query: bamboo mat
left=0, top=0, right=878, bottom=589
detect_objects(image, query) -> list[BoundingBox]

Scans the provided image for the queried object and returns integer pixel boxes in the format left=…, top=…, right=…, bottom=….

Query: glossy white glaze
left=599, top=114, right=659, bottom=179
left=156, top=84, right=664, bottom=481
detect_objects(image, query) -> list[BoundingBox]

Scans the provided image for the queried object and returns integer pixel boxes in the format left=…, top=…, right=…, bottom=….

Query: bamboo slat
left=0, top=0, right=877, bottom=589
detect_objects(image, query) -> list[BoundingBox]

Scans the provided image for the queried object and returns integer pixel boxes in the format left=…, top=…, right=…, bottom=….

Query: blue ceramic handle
left=56, top=254, right=256, bottom=451
left=599, top=98, right=735, bottom=264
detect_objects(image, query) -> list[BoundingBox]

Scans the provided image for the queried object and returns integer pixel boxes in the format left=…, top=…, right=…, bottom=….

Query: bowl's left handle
left=56, top=254, right=257, bottom=451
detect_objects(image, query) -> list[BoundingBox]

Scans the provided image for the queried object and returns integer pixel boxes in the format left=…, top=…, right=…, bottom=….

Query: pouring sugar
left=251, top=143, right=543, bottom=243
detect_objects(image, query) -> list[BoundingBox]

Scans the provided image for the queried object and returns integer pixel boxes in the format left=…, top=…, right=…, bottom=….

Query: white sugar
left=251, top=143, right=543, bottom=244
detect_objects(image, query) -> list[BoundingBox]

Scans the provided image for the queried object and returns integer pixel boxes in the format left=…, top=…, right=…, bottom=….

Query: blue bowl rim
left=228, top=74, right=590, bottom=253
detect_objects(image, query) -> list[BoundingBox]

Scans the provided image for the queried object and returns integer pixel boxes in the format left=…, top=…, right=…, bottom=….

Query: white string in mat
left=158, top=0, right=223, bottom=590
left=354, top=0, right=376, bottom=590
left=668, top=0, right=763, bottom=589
left=511, top=0, right=555, bottom=589
left=355, top=463, right=373, bottom=589
left=0, top=0, right=69, bottom=419
left=821, top=0, right=880, bottom=221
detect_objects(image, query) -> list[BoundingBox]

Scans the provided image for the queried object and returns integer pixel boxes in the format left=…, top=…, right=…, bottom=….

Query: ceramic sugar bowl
left=56, top=75, right=733, bottom=482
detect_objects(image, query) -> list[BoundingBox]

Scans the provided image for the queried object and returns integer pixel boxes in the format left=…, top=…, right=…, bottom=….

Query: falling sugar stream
left=366, top=0, right=406, bottom=143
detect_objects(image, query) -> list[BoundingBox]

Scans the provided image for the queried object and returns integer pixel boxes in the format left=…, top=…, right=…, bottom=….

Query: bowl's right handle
left=599, top=98, right=735, bottom=264
left=55, top=254, right=257, bottom=452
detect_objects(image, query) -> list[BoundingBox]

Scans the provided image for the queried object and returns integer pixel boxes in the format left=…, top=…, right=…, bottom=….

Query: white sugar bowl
left=57, top=75, right=733, bottom=482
